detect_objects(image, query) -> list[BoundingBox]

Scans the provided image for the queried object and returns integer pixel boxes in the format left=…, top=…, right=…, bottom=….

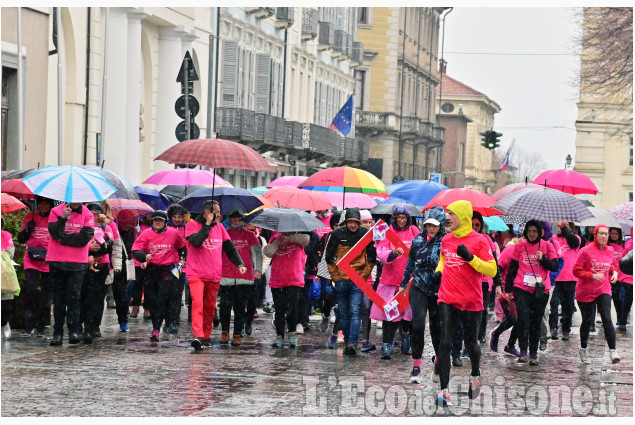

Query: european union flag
left=329, top=95, right=353, bottom=136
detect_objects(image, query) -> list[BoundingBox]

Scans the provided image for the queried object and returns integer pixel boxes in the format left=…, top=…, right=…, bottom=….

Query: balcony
left=244, top=7, right=275, bottom=19
left=274, top=7, right=294, bottom=27
left=432, top=125, right=445, bottom=145
left=318, top=21, right=334, bottom=50
left=356, top=110, right=443, bottom=147
left=302, top=8, right=319, bottom=40
left=352, top=41, right=364, bottom=65
left=215, top=108, right=254, bottom=141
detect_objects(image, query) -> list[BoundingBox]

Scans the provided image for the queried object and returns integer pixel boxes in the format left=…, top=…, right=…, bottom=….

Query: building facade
left=355, top=7, right=446, bottom=185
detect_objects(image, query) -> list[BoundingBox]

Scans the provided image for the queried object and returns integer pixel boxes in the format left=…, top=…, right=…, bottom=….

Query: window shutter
left=221, top=40, right=238, bottom=107
left=237, top=48, right=244, bottom=108
left=320, top=82, right=327, bottom=126
left=278, top=62, right=284, bottom=117
left=255, top=53, right=272, bottom=114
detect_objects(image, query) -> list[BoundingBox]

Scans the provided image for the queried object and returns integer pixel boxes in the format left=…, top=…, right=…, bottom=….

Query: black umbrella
left=77, top=165, right=139, bottom=200
left=245, top=208, right=324, bottom=232
left=370, top=203, right=423, bottom=218
left=159, top=185, right=210, bottom=203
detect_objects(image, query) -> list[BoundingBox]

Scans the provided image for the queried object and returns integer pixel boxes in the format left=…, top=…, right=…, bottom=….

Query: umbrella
left=134, top=186, right=171, bottom=210
left=492, top=187, right=594, bottom=222
left=21, top=165, right=117, bottom=202
left=160, top=185, right=213, bottom=203
left=483, top=215, right=510, bottom=232
left=267, top=175, right=308, bottom=189
left=319, top=191, right=377, bottom=209
left=499, top=215, right=528, bottom=224
left=263, top=186, right=332, bottom=211
left=1, top=168, right=37, bottom=181
left=77, top=165, right=139, bottom=199
left=178, top=187, right=264, bottom=214
left=108, top=198, right=153, bottom=218
left=250, top=186, right=269, bottom=196
left=155, top=138, right=275, bottom=172
left=143, top=169, right=232, bottom=187
left=617, top=219, right=632, bottom=235
left=578, top=207, right=622, bottom=229
left=609, top=202, right=633, bottom=221
left=423, top=188, right=503, bottom=217
left=245, top=208, right=325, bottom=232
left=370, top=203, right=423, bottom=218
left=385, top=179, right=449, bottom=206
left=532, top=169, right=598, bottom=195
left=492, top=182, right=543, bottom=201
left=299, top=166, right=387, bottom=207
left=1, top=179, right=35, bottom=198
left=1, top=193, right=27, bottom=213
left=580, top=199, right=594, bottom=207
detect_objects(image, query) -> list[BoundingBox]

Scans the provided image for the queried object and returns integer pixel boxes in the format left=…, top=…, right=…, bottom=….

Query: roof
left=437, top=74, right=483, bottom=96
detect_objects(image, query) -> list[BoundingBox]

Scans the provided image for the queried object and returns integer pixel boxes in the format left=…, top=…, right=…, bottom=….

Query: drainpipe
left=412, top=8, right=423, bottom=179
left=17, top=7, right=24, bottom=168
left=99, top=7, right=110, bottom=165
left=280, top=27, right=288, bottom=119
left=397, top=7, right=408, bottom=181
left=83, top=7, right=91, bottom=165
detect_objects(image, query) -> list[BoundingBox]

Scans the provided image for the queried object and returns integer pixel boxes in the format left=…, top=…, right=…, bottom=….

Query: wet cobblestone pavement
left=1, top=306, right=632, bottom=416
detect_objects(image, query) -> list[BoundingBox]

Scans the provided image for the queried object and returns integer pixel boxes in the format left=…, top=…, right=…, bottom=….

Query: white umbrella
left=578, top=207, right=621, bottom=229
left=21, top=165, right=117, bottom=202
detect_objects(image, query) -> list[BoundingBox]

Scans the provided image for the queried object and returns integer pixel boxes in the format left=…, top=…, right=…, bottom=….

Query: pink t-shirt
left=555, top=233, right=580, bottom=282
left=185, top=221, right=230, bottom=281
left=510, top=240, right=557, bottom=294
left=624, top=239, right=633, bottom=285
left=93, top=224, right=114, bottom=266
left=498, top=243, right=514, bottom=283
left=131, top=227, right=185, bottom=266
left=222, top=227, right=259, bottom=280
left=168, top=224, right=187, bottom=273
left=46, top=204, right=95, bottom=263
left=610, top=242, right=632, bottom=284
left=267, top=234, right=306, bottom=288
left=544, top=237, right=561, bottom=285
left=19, top=212, right=51, bottom=272
left=574, top=243, right=615, bottom=302
left=315, top=215, right=332, bottom=239
left=1, top=230, right=15, bottom=251
left=438, top=230, right=494, bottom=311
left=376, top=225, right=419, bottom=286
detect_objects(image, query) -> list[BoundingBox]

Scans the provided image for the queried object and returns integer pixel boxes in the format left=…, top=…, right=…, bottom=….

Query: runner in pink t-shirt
left=165, top=203, right=189, bottom=334
left=608, top=226, right=632, bottom=331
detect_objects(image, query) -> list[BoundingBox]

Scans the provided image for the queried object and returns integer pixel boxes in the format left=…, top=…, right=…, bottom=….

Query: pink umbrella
left=610, top=202, right=633, bottom=221
left=267, top=175, right=307, bottom=189
left=263, top=186, right=332, bottom=211
left=492, top=182, right=543, bottom=201
left=1, top=193, right=27, bottom=213
left=143, top=169, right=232, bottom=187
left=320, top=191, right=378, bottom=209
left=532, top=169, right=598, bottom=195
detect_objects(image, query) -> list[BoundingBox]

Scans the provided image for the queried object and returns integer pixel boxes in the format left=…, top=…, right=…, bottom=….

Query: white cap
left=359, top=209, right=372, bottom=221
left=423, top=218, right=440, bottom=226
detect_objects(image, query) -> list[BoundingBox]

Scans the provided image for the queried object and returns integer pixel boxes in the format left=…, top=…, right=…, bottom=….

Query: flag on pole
left=499, top=153, right=510, bottom=172
left=329, top=95, right=354, bottom=136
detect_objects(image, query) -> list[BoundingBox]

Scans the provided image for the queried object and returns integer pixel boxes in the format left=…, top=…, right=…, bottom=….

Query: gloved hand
left=431, top=271, right=442, bottom=285
left=457, top=244, right=474, bottom=262
left=26, top=220, right=36, bottom=232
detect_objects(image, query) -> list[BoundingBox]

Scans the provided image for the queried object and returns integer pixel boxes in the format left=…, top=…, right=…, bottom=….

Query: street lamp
left=565, top=154, right=572, bottom=169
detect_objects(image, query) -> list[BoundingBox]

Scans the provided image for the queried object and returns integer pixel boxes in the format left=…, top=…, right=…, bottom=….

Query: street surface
left=1, top=305, right=632, bottom=416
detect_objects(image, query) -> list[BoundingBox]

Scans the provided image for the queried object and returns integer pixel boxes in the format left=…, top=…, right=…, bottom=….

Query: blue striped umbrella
left=21, top=165, right=117, bottom=202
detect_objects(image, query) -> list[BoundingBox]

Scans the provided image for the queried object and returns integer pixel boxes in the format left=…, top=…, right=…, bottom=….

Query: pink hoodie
left=573, top=225, right=616, bottom=302
left=376, top=225, right=419, bottom=286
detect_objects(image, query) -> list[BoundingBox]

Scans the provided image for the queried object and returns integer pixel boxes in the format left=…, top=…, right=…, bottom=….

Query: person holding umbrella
left=166, top=203, right=189, bottom=334
left=186, top=201, right=246, bottom=351
left=574, top=224, right=620, bottom=364
left=504, top=220, right=559, bottom=365
left=434, top=200, right=497, bottom=407
left=46, top=201, right=95, bottom=346
left=17, top=196, right=53, bottom=336
left=132, top=210, right=186, bottom=342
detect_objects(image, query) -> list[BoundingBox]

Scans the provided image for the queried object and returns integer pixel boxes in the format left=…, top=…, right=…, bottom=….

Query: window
left=441, top=103, right=454, bottom=113
left=355, top=70, right=365, bottom=110
left=358, top=7, right=368, bottom=24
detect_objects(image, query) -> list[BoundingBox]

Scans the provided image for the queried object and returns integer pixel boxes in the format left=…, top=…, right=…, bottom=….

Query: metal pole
left=17, top=7, right=24, bottom=168
left=397, top=8, right=408, bottom=180
left=184, top=56, right=190, bottom=140
left=99, top=7, right=110, bottom=165
left=206, top=34, right=214, bottom=139
left=56, top=7, right=64, bottom=165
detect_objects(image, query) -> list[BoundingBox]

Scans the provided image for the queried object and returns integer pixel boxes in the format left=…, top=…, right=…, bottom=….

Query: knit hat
left=359, top=209, right=373, bottom=221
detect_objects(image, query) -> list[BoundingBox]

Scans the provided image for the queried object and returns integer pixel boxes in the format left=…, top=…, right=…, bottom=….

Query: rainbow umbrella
left=298, top=166, right=387, bottom=206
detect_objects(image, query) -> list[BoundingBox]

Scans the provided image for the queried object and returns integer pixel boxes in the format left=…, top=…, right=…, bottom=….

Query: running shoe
left=408, top=367, right=422, bottom=384
left=3, top=324, right=12, bottom=339
left=517, top=351, right=528, bottom=363
left=489, top=330, right=499, bottom=352
left=191, top=338, right=203, bottom=351
left=579, top=347, right=591, bottom=364
left=150, top=329, right=160, bottom=342
left=337, top=330, right=345, bottom=344
left=360, top=341, right=376, bottom=352
left=561, top=332, right=570, bottom=341
left=272, top=336, right=285, bottom=348
left=468, top=372, right=482, bottom=399
left=288, top=333, right=297, bottom=348
left=326, top=334, right=337, bottom=349
left=589, top=327, right=598, bottom=336
left=120, top=323, right=129, bottom=333
left=435, top=389, right=451, bottom=407
left=452, top=356, right=463, bottom=367
left=503, top=344, right=521, bottom=357
left=295, top=324, right=304, bottom=334
left=609, top=349, right=620, bottom=364
left=539, top=337, right=548, bottom=352
left=381, top=343, right=391, bottom=360
left=529, top=352, right=539, bottom=365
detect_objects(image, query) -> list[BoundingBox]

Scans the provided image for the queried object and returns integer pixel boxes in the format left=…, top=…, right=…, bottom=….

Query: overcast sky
left=440, top=7, right=581, bottom=171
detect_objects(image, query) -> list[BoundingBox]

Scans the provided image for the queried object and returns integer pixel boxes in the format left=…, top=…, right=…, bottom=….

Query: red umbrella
left=1, top=179, right=35, bottom=198
left=532, top=169, right=598, bottom=195
left=423, top=188, right=503, bottom=216
left=492, top=182, right=542, bottom=201
left=108, top=198, right=153, bottom=218
left=1, top=193, right=27, bottom=213
left=264, top=186, right=332, bottom=211
left=155, top=138, right=275, bottom=172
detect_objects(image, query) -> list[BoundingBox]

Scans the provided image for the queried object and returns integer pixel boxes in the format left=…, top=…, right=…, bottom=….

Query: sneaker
left=381, top=343, right=391, bottom=359
left=360, top=341, right=376, bottom=352
left=539, top=337, right=548, bottom=352
left=231, top=334, right=242, bottom=346
left=345, top=342, right=358, bottom=356
left=503, top=344, right=521, bottom=357
left=609, top=349, right=620, bottom=364
left=376, top=320, right=382, bottom=329
left=201, top=338, right=211, bottom=347
left=120, top=323, right=129, bottom=333
left=263, top=303, right=273, bottom=313
left=409, top=366, right=422, bottom=384
left=220, top=331, right=230, bottom=344
left=272, top=335, right=285, bottom=348
left=435, top=389, right=452, bottom=407
left=517, top=351, right=528, bottom=363
left=143, top=309, right=151, bottom=320
left=589, top=327, right=598, bottom=336
left=3, top=323, right=11, bottom=339
left=326, top=335, right=337, bottom=349
left=452, top=356, right=463, bottom=367
left=431, top=358, right=440, bottom=383
left=561, top=332, right=570, bottom=341
left=337, top=330, right=345, bottom=344
left=21, top=328, right=32, bottom=336
left=400, top=334, right=411, bottom=355
left=329, top=310, right=336, bottom=324
left=50, top=334, right=63, bottom=346
left=191, top=338, right=203, bottom=351
left=320, top=317, right=329, bottom=333
left=468, top=372, right=482, bottom=399
left=295, top=324, right=304, bottom=334
left=150, top=329, right=160, bottom=342
left=489, top=330, right=499, bottom=352
left=579, top=347, right=591, bottom=364
left=129, top=306, right=139, bottom=318
left=529, top=352, right=539, bottom=365
left=461, top=347, right=469, bottom=358
left=288, top=333, right=297, bottom=348
left=245, top=321, right=253, bottom=336
left=550, top=328, right=559, bottom=340
left=253, top=313, right=259, bottom=319
left=618, top=324, right=627, bottom=332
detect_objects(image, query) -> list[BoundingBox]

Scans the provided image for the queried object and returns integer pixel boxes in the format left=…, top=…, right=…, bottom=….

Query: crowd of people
left=1, top=195, right=633, bottom=407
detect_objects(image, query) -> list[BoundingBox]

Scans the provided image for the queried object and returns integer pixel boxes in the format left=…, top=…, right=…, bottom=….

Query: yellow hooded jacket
left=435, top=200, right=497, bottom=278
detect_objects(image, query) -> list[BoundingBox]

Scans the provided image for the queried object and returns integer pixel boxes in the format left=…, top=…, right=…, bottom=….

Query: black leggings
left=409, top=287, right=440, bottom=360
left=478, top=282, right=491, bottom=341
left=361, top=293, right=372, bottom=342
left=167, top=272, right=186, bottom=327
left=23, top=269, right=52, bottom=331
left=144, top=267, right=175, bottom=332
left=612, top=282, right=633, bottom=326
left=219, top=284, right=251, bottom=335
left=130, top=266, right=146, bottom=308
left=438, top=303, right=482, bottom=389
left=271, top=286, right=302, bottom=337
left=578, top=294, right=616, bottom=349
left=112, top=267, right=130, bottom=325
left=81, top=265, right=109, bottom=335
left=513, top=287, right=548, bottom=354
left=549, top=281, right=576, bottom=333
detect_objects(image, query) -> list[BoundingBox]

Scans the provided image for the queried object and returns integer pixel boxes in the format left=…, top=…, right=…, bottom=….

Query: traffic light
left=479, top=130, right=489, bottom=149
left=175, top=51, right=200, bottom=169
left=480, top=130, right=503, bottom=150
